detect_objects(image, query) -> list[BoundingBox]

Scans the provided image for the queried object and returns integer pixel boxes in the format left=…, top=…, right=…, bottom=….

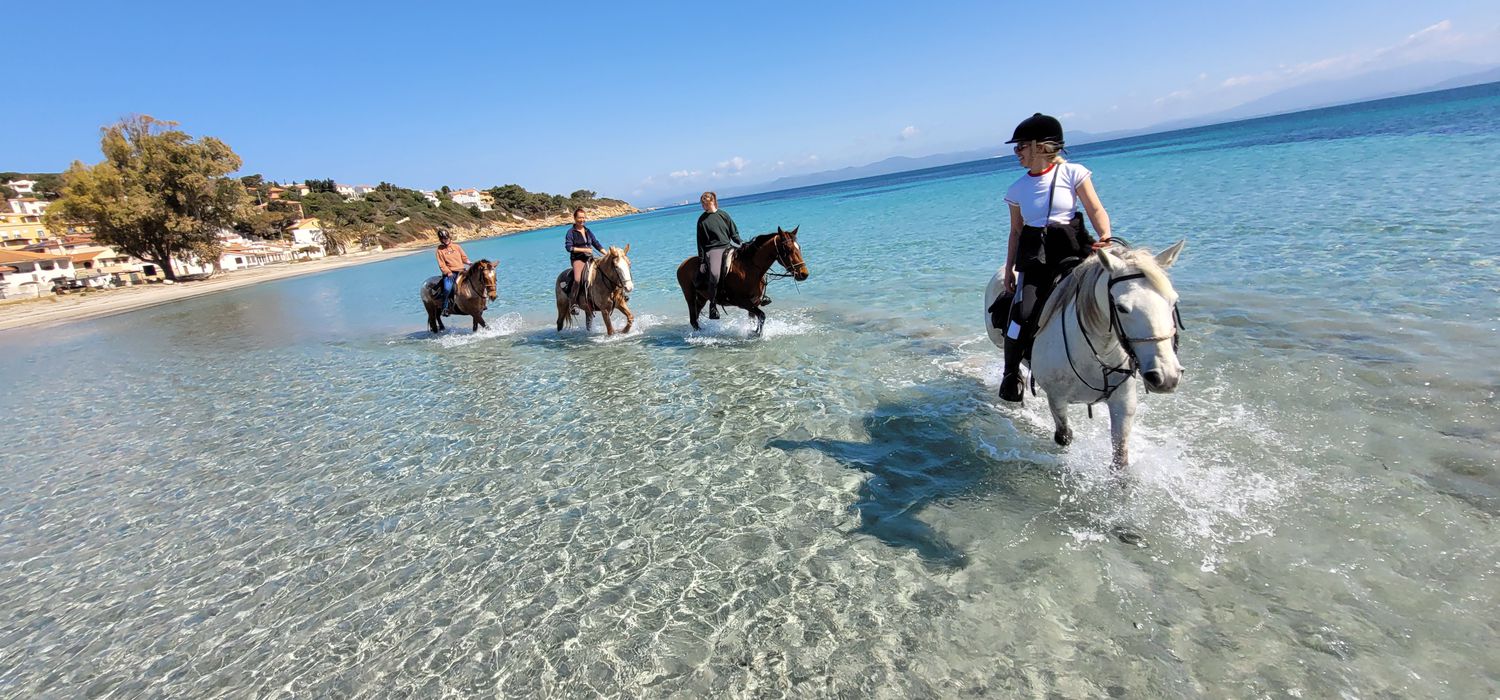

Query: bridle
left=764, top=233, right=808, bottom=279
left=1061, top=268, right=1185, bottom=405
left=464, top=261, right=496, bottom=300
left=592, top=252, right=627, bottom=290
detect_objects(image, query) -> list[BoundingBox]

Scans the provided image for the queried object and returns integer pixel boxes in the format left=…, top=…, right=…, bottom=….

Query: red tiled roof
left=0, top=249, right=69, bottom=264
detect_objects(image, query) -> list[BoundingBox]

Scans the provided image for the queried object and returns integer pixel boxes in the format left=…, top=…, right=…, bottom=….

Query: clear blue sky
left=5, top=0, right=1498, bottom=205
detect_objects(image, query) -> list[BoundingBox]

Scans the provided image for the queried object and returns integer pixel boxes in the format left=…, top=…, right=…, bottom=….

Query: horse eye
left=1114, top=303, right=1129, bottom=314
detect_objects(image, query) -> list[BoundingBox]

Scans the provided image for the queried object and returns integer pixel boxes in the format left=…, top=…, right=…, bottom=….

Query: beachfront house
left=0, top=249, right=76, bottom=298
left=285, top=218, right=327, bottom=259
left=4, top=179, right=36, bottom=195
left=450, top=188, right=490, bottom=211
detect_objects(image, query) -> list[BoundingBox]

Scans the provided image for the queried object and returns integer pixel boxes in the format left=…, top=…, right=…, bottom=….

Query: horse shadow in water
left=769, top=395, right=1019, bottom=570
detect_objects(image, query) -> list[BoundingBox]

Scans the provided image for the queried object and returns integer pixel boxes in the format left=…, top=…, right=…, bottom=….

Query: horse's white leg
left=1107, top=382, right=1138, bottom=471
left=1048, top=396, right=1072, bottom=446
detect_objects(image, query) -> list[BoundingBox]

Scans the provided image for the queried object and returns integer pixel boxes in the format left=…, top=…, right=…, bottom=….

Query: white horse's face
left=1111, top=279, right=1182, bottom=393
left=614, top=255, right=634, bottom=293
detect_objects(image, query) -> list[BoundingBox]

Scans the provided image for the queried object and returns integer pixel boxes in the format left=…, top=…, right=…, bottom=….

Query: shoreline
left=0, top=205, right=639, bottom=333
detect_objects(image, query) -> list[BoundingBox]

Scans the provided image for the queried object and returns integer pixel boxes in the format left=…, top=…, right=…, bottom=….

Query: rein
left=1059, top=261, right=1184, bottom=407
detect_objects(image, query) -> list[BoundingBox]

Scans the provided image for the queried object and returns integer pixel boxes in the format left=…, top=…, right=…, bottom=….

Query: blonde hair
left=1034, top=141, right=1066, bottom=164
left=700, top=191, right=718, bottom=205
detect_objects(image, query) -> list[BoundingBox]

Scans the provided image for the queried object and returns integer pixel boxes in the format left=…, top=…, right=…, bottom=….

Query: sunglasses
left=1012, top=144, right=1030, bottom=154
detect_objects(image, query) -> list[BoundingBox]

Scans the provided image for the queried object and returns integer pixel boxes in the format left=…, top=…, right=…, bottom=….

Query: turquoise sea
left=2, top=83, right=1497, bottom=697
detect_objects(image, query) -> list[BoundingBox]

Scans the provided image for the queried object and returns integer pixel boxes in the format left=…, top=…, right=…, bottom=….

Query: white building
left=5, top=179, right=36, bottom=195
left=8, top=198, right=48, bottom=216
left=419, top=190, right=441, bottom=207
left=0, top=249, right=76, bottom=298
left=450, top=188, right=490, bottom=211
left=335, top=184, right=357, bottom=198
left=286, top=218, right=327, bottom=259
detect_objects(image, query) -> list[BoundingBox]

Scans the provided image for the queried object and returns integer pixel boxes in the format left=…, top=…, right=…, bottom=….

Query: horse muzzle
left=1141, top=368, right=1180, bottom=394
left=794, top=270, right=809, bottom=282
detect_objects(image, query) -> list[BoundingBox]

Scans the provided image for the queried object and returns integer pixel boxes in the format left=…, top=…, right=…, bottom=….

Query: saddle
left=695, top=249, right=734, bottom=291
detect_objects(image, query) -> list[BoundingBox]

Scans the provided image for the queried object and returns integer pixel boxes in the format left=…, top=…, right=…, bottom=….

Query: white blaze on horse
left=421, top=260, right=498, bottom=333
left=985, top=241, right=1186, bottom=468
left=555, top=245, right=636, bottom=335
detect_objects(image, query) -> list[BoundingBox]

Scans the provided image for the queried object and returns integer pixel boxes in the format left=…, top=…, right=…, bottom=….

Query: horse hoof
left=1054, top=428, right=1073, bottom=446
left=1111, top=526, right=1147, bottom=547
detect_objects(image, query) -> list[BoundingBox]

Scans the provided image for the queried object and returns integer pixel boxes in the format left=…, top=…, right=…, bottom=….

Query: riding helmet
left=1006, top=112, right=1065, bottom=145
left=437, top=228, right=450, bottom=241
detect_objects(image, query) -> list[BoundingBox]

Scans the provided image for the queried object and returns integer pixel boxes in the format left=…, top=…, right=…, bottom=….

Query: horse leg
left=751, top=307, right=766, bottom=337
left=1048, top=397, right=1073, bottom=446
left=584, top=307, right=594, bottom=332
left=618, top=299, right=634, bottom=334
left=682, top=285, right=702, bottom=330
left=602, top=306, right=615, bottom=336
left=1107, top=383, right=1138, bottom=471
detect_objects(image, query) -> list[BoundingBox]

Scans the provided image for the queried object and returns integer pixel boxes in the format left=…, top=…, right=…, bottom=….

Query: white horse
left=985, top=241, right=1186, bottom=468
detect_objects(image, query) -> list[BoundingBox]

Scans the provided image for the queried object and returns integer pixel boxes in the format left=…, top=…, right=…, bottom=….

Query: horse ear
left=1155, top=239, right=1186, bottom=269
left=623, top=243, right=630, bottom=255
left=776, top=226, right=784, bottom=234
left=789, top=226, right=799, bottom=237
left=1095, top=247, right=1117, bottom=272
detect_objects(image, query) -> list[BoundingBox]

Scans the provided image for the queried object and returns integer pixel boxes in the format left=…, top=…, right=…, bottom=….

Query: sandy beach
left=0, top=247, right=424, bottom=332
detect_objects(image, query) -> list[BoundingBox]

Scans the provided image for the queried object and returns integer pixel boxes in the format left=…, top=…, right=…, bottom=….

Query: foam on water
left=429, top=311, right=525, bottom=348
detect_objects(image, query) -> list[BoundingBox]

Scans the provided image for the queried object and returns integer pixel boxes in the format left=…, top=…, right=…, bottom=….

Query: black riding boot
left=441, top=292, right=453, bottom=317
left=707, top=280, right=721, bottom=319
left=999, top=335, right=1028, bottom=403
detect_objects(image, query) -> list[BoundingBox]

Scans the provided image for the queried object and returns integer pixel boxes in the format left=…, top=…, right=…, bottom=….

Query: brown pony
left=675, top=227, right=809, bottom=336
left=421, top=259, right=498, bottom=333
left=555, top=245, right=636, bottom=335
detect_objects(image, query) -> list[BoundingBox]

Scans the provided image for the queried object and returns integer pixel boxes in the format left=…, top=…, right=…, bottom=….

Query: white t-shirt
left=1004, top=162, right=1092, bottom=227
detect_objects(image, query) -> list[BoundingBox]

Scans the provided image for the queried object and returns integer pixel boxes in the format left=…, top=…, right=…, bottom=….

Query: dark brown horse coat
left=675, top=227, right=808, bottom=336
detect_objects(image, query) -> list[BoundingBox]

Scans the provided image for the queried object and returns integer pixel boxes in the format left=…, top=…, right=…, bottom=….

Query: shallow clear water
left=2, top=84, right=1498, bottom=698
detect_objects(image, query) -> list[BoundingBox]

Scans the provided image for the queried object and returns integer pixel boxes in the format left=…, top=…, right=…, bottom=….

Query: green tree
left=0, top=185, right=14, bottom=200
left=46, top=115, right=248, bottom=281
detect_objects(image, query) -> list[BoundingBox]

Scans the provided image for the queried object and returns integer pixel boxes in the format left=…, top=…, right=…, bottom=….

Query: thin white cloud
left=1218, top=18, right=1481, bottom=91
left=669, top=169, right=700, bottom=180
left=716, top=156, right=748, bottom=172
left=899, top=125, right=920, bottom=140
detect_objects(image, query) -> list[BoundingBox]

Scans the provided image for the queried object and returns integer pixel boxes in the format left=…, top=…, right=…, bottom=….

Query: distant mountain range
left=683, top=61, right=1500, bottom=206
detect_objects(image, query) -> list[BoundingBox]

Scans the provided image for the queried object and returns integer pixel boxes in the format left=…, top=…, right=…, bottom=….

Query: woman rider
left=695, top=191, right=744, bottom=319
left=998, top=113, right=1113, bottom=402
left=564, top=207, right=605, bottom=307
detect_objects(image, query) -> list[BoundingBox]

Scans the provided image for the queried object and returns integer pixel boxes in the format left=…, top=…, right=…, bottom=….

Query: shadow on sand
left=769, top=384, right=1029, bottom=571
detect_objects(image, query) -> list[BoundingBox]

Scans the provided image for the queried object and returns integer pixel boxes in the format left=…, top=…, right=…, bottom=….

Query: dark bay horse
left=675, top=226, right=809, bottom=336
left=554, top=244, right=636, bottom=336
left=421, top=259, right=498, bottom=333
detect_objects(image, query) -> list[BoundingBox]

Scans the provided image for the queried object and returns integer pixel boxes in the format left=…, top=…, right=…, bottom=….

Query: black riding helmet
left=437, top=228, right=451, bottom=242
left=1006, top=112, right=1064, bottom=145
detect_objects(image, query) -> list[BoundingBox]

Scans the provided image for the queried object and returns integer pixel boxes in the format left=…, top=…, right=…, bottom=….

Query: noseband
left=1062, top=270, right=1185, bottom=403
left=765, top=234, right=808, bottom=278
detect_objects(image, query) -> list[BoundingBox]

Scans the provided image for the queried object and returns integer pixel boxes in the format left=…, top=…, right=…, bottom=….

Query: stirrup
left=708, top=304, right=720, bottom=320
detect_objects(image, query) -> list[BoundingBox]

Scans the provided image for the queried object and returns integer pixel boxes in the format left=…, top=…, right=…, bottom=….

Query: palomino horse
left=675, top=227, right=809, bottom=336
left=554, top=245, right=636, bottom=335
left=421, top=259, right=498, bottom=333
left=984, top=241, right=1186, bottom=468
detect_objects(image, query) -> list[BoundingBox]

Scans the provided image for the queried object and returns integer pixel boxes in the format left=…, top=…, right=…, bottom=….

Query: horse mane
left=1036, top=248, right=1176, bottom=333
left=738, top=231, right=780, bottom=258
